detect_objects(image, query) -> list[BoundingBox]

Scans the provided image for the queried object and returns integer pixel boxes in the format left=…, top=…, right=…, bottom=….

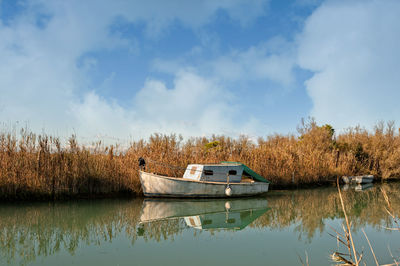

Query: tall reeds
left=0, top=129, right=141, bottom=200
left=1, top=119, right=400, bottom=199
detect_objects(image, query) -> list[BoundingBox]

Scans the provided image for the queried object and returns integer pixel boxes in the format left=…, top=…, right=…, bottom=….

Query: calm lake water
left=1, top=183, right=400, bottom=266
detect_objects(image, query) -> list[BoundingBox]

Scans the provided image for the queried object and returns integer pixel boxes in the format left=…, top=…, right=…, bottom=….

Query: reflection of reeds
left=0, top=199, right=144, bottom=265
left=381, top=188, right=400, bottom=231
left=330, top=178, right=360, bottom=265
left=252, top=183, right=400, bottom=241
left=1, top=184, right=400, bottom=265
left=329, top=182, right=400, bottom=265
left=1, top=119, right=400, bottom=199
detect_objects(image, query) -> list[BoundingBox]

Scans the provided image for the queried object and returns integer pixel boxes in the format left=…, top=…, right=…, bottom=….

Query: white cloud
left=211, top=37, right=296, bottom=87
left=298, top=0, right=400, bottom=130
left=133, top=70, right=235, bottom=135
left=0, top=17, right=81, bottom=132
left=0, top=0, right=270, bottom=141
left=71, top=70, right=256, bottom=140
left=153, top=36, right=297, bottom=88
left=37, top=0, right=269, bottom=37
left=70, top=91, right=134, bottom=140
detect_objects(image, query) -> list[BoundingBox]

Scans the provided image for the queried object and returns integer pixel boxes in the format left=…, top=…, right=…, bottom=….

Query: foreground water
left=1, top=183, right=400, bottom=266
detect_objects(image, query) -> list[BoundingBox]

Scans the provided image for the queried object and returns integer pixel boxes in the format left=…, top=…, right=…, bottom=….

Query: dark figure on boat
left=138, top=157, right=146, bottom=170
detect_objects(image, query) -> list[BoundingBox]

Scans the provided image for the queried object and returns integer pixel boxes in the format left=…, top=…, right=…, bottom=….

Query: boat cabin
left=183, top=163, right=243, bottom=183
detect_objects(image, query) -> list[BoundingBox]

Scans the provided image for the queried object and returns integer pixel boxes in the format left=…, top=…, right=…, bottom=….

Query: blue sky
left=0, top=0, right=399, bottom=142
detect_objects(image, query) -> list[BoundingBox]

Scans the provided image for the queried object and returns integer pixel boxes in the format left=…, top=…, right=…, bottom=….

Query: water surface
left=1, top=183, right=400, bottom=265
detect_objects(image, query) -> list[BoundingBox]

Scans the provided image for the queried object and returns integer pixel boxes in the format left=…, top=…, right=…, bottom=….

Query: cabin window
left=190, top=167, right=197, bottom=175
left=204, top=170, right=213, bottom=175
left=227, top=218, right=236, bottom=224
left=228, top=170, right=237, bottom=175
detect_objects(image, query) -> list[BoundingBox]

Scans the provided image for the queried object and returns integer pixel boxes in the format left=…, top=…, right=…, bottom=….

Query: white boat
left=342, top=175, right=374, bottom=184
left=139, top=161, right=269, bottom=198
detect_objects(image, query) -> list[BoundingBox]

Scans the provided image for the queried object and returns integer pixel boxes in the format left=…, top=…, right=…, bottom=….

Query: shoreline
left=1, top=178, right=398, bottom=202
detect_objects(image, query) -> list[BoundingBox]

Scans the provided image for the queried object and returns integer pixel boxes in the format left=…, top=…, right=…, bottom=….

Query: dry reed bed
left=1, top=120, right=400, bottom=199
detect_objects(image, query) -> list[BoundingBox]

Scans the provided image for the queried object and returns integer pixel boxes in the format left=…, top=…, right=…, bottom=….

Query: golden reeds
left=0, top=129, right=141, bottom=200
left=1, top=119, right=400, bottom=199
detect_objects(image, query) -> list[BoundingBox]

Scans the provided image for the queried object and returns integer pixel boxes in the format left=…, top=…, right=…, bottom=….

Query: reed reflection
left=255, top=183, right=398, bottom=240
left=0, top=199, right=143, bottom=265
left=0, top=183, right=399, bottom=265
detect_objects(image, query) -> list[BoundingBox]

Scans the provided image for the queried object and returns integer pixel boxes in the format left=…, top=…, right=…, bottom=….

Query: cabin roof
left=187, top=163, right=242, bottom=167
left=186, top=162, right=270, bottom=183
left=220, top=161, right=270, bottom=183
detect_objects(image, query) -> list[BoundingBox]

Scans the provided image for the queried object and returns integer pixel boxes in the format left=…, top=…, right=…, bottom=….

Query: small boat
left=342, top=175, right=374, bottom=184
left=139, top=160, right=269, bottom=198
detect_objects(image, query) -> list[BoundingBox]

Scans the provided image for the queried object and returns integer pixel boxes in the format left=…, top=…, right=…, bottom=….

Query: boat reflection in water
left=140, top=198, right=269, bottom=230
left=355, top=183, right=374, bottom=191
left=343, top=183, right=374, bottom=192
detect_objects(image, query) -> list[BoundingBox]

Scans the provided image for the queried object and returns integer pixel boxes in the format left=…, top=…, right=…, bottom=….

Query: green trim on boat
left=220, top=161, right=270, bottom=183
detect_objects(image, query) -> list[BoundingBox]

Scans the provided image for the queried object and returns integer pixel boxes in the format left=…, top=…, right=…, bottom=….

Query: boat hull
left=139, top=171, right=269, bottom=198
